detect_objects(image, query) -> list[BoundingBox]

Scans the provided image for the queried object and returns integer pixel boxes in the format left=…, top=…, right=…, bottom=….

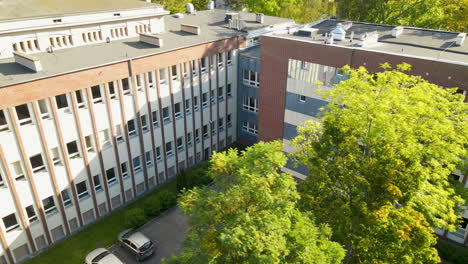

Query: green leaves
left=165, top=142, right=345, bottom=264
left=293, top=63, right=468, bottom=263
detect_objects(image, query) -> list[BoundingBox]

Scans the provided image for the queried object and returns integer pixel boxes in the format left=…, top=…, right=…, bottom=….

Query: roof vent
left=392, top=26, right=404, bottom=38
left=455, top=33, right=466, bottom=46
left=186, top=3, right=195, bottom=14
left=324, top=33, right=334, bottom=44
left=174, top=13, right=184, bottom=18
left=139, top=33, right=163, bottom=47
left=225, top=12, right=239, bottom=22
left=256, top=13, right=264, bottom=24
left=357, top=31, right=379, bottom=47
left=207, top=1, right=214, bottom=10
left=13, top=52, right=42, bottom=72
left=342, top=22, right=353, bottom=30
left=297, top=28, right=318, bottom=37
left=331, top=23, right=346, bottom=41
left=181, top=24, right=201, bottom=35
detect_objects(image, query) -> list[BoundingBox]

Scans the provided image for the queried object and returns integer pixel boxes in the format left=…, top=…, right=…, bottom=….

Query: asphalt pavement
left=109, top=207, right=188, bottom=263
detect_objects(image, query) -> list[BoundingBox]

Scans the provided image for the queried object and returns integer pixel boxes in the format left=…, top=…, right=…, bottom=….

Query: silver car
left=118, top=229, right=155, bottom=261
left=85, top=248, right=124, bottom=264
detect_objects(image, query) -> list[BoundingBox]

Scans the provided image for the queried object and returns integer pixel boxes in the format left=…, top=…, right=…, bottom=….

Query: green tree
left=164, top=141, right=345, bottom=264
left=155, top=0, right=186, bottom=14
left=291, top=63, right=468, bottom=264
left=336, top=0, right=467, bottom=31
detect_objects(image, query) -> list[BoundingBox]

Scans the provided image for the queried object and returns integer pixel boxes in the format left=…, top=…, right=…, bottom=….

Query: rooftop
left=0, top=10, right=293, bottom=87
left=275, top=19, right=468, bottom=64
left=240, top=45, right=261, bottom=60
left=0, top=0, right=158, bottom=21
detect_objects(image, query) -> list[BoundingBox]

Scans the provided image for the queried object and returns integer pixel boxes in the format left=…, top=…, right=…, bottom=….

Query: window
left=211, top=122, right=216, bottom=136
left=67, top=141, right=80, bottom=158
left=16, top=104, right=32, bottom=125
left=195, top=128, right=200, bottom=142
left=166, top=142, right=173, bottom=157
left=85, top=135, right=94, bottom=152
left=116, top=125, right=124, bottom=143
left=0, top=172, right=4, bottom=187
left=219, top=118, right=224, bottom=131
left=122, top=79, right=131, bottom=95
left=42, top=196, right=56, bottom=214
left=106, top=168, right=117, bottom=185
left=128, top=119, right=137, bottom=137
left=202, top=93, right=208, bottom=108
left=133, top=156, right=141, bottom=173
left=152, top=111, right=159, bottom=127
left=12, top=161, right=24, bottom=180
left=38, top=99, right=50, bottom=119
left=187, top=132, right=193, bottom=146
left=61, top=189, right=72, bottom=207
left=171, top=65, right=178, bottom=80
left=218, top=53, right=224, bottom=67
left=141, top=115, right=148, bottom=132
left=100, top=129, right=111, bottom=148
left=121, top=162, right=129, bottom=178
left=108, top=82, right=117, bottom=99
left=298, top=95, right=306, bottom=102
left=242, top=96, right=258, bottom=112
left=76, top=90, right=85, bottom=108
left=30, top=154, right=45, bottom=173
left=51, top=147, right=61, bottom=165
left=148, top=72, right=154, bottom=88
left=243, top=70, right=260, bottom=87
left=145, top=151, right=153, bottom=167
left=136, top=74, right=142, bottom=88
left=183, top=62, right=189, bottom=78
left=93, top=175, right=102, bottom=192
left=203, top=125, right=209, bottom=139
left=0, top=110, right=8, bottom=131
left=194, top=96, right=199, bottom=111
left=159, top=68, right=167, bottom=84
left=185, top=99, right=191, bottom=114
left=162, top=107, right=171, bottom=123
left=210, top=90, right=216, bottom=104
left=191, top=61, right=198, bottom=76
left=227, top=84, right=232, bottom=97
left=201, top=57, right=207, bottom=72
left=227, top=51, right=233, bottom=64
left=25, top=205, right=37, bottom=222
left=218, top=87, right=224, bottom=101
left=55, top=95, right=69, bottom=110
left=76, top=181, right=89, bottom=200
left=227, top=114, right=232, bottom=127
left=91, top=86, right=102, bottom=104
left=177, top=137, right=184, bottom=152
left=156, top=147, right=162, bottom=162
left=3, top=213, right=19, bottom=232
left=242, top=121, right=258, bottom=135
left=174, top=103, right=182, bottom=119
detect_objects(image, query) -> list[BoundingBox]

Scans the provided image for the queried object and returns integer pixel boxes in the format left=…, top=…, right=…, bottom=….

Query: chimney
left=256, top=13, right=264, bottom=24
left=207, top=1, right=214, bottom=10
left=455, top=33, right=466, bottom=46
left=186, top=3, right=195, bottom=14
left=392, top=26, right=404, bottom=38
left=14, top=52, right=42, bottom=72
left=139, top=33, right=163, bottom=47
left=357, top=31, right=379, bottom=47
left=181, top=24, right=201, bottom=35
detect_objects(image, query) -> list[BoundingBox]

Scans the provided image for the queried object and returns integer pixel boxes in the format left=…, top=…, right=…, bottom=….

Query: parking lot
left=109, top=207, right=188, bottom=263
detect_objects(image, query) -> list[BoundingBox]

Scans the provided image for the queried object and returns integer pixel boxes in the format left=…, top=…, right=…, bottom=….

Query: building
left=0, top=1, right=293, bottom=262
left=0, top=0, right=467, bottom=262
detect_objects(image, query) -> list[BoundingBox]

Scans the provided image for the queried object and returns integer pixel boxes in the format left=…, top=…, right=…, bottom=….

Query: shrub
left=124, top=208, right=146, bottom=228
left=437, top=239, right=468, bottom=264
left=159, top=190, right=177, bottom=210
left=143, top=196, right=163, bottom=217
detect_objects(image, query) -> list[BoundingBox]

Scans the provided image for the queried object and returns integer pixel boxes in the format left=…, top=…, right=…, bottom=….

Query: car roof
left=127, top=231, right=151, bottom=248
left=85, top=248, right=123, bottom=264
left=85, top=248, right=108, bottom=263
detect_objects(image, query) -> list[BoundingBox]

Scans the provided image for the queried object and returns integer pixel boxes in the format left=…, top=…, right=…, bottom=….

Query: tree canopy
left=164, top=141, right=345, bottom=264
left=291, top=63, right=468, bottom=264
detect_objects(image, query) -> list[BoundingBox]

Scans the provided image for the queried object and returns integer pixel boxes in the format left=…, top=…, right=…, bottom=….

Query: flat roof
left=275, top=19, right=468, bottom=64
left=0, top=10, right=293, bottom=87
left=0, top=0, right=159, bottom=21
left=240, top=45, right=261, bottom=60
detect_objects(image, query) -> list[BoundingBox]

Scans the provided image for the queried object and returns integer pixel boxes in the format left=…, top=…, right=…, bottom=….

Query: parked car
left=118, top=229, right=155, bottom=261
left=85, top=248, right=124, bottom=264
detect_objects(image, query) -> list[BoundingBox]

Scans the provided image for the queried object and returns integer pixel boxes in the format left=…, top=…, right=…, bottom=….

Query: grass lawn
left=26, top=180, right=177, bottom=264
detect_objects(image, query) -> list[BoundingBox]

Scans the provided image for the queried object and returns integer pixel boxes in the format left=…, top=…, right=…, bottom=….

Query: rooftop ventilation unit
left=174, top=13, right=184, bottom=18
left=139, top=33, right=163, bottom=47
left=181, top=24, right=201, bottom=35
left=324, top=33, right=334, bottom=44
left=13, top=52, right=42, bottom=72
left=297, top=28, right=318, bottom=37
left=357, top=31, right=379, bottom=47
left=331, top=23, right=346, bottom=41
left=455, top=33, right=466, bottom=46
left=225, top=12, right=239, bottom=22
left=392, top=26, right=404, bottom=38
left=256, top=13, right=264, bottom=24
left=207, top=1, right=214, bottom=10
left=186, top=3, right=195, bottom=14
left=342, top=22, right=353, bottom=30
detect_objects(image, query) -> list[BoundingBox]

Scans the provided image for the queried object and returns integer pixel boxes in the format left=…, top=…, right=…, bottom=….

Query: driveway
left=109, top=207, right=188, bottom=263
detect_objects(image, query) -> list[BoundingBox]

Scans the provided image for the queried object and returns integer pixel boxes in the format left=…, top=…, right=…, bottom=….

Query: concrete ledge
left=13, top=51, right=42, bottom=72
left=180, top=24, right=200, bottom=35
left=139, top=33, right=163, bottom=47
